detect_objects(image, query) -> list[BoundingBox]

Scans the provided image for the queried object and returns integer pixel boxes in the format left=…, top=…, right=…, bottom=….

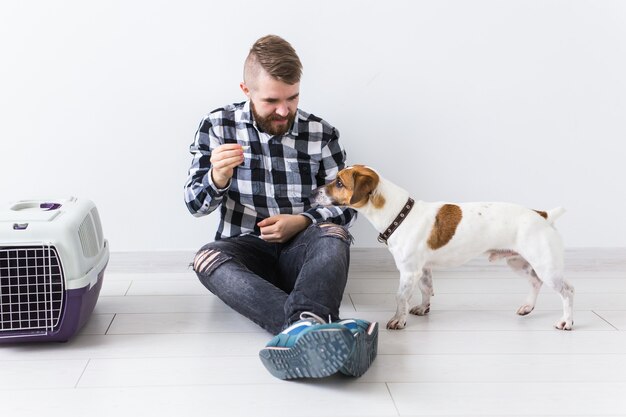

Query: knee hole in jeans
left=318, top=223, right=353, bottom=244
left=193, top=248, right=231, bottom=275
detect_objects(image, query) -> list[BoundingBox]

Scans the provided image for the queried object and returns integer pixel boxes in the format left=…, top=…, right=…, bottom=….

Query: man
left=184, top=35, right=377, bottom=380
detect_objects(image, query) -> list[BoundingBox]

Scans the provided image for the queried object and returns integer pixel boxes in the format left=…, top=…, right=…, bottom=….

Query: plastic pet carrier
left=0, top=197, right=108, bottom=343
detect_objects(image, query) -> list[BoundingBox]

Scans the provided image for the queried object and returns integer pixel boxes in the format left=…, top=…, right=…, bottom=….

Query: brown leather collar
left=378, top=198, right=415, bottom=244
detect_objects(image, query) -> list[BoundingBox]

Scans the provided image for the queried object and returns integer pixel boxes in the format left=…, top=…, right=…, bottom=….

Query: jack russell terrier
left=313, top=165, right=574, bottom=331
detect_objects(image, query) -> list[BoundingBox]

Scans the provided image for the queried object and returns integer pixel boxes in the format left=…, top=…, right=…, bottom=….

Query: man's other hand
left=258, top=214, right=312, bottom=243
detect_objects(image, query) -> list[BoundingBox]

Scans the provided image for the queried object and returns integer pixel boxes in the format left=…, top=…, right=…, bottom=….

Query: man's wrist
left=298, top=214, right=312, bottom=229
left=210, top=168, right=230, bottom=190
left=300, top=212, right=316, bottom=226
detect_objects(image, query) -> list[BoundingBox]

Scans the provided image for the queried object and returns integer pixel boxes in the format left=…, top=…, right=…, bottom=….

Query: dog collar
left=378, top=197, right=415, bottom=245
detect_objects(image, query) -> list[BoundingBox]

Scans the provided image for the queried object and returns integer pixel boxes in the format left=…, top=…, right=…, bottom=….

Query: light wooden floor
left=2, top=248, right=626, bottom=416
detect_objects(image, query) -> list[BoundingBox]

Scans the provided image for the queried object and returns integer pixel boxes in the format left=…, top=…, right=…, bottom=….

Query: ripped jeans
left=193, top=223, right=352, bottom=335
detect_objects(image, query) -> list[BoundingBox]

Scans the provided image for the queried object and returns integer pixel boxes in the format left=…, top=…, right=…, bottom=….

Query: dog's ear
left=350, top=169, right=379, bottom=206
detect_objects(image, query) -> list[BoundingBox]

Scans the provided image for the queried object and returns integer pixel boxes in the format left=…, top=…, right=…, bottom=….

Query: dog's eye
left=335, top=180, right=344, bottom=189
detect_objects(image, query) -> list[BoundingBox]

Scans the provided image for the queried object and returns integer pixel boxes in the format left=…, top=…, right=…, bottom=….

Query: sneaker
left=337, top=319, right=379, bottom=377
left=259, top=312, right=355, bottom=380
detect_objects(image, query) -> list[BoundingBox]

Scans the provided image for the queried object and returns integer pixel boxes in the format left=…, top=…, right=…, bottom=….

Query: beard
left=251, top=102, right=296, bottom=136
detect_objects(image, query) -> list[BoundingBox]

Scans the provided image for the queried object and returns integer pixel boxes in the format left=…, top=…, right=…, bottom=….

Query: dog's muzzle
left=312, top=186, right=335, bottom=207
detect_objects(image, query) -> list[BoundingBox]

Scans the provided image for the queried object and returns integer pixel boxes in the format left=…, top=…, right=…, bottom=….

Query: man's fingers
left=259, top=219, right=281, bottom=240
left=259, top=225, right=276, bottom=235
left=213, top=149, right=244, bottom=162
left=212, top=154, right=244, bottom=169
left=212, top=144, right=243, bottom=160
left=215, top=148, right=245, bottom=159
left=259, top=229, right=277, bottom=241
left=260, top=233, right=285, bottom=243
left=257, top=216, right=279, bottom=228
left=217, top=144, right=246, bottom=151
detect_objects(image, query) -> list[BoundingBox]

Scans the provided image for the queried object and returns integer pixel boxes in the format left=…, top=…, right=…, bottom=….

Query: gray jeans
left=192, top=223, right=352, bottom=335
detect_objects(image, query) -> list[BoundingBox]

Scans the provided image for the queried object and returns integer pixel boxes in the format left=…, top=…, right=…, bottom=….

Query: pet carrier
left=0, top=197, right=108, bottom=343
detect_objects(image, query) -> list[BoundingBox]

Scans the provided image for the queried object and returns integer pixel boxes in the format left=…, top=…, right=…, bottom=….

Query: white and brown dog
left=313, top=165, right=574, bottom=331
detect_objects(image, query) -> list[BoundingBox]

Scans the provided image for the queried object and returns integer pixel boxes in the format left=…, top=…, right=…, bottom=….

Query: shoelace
left=299, top=311, right=333, bottom=325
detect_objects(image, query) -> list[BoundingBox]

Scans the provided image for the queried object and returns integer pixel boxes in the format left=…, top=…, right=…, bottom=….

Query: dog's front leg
left=387, top=270, right=422, bottom=330
left=410, top=268, right=433, bottom=316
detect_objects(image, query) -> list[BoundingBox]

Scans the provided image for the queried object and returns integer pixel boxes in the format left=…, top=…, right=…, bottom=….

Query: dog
left=313, top=165, right=574, bottom=331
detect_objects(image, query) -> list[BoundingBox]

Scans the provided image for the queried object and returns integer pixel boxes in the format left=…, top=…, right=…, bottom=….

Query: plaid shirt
left=184, top=100, right=356, bottom=240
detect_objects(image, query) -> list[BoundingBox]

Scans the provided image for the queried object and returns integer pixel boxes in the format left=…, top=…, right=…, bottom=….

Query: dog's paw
left=409, top=304, right=430, bottom=316
left=555, top=319, right=573, bottom=331
left=386, top=317, right=406, bottom=330
left=516, top=304, right=534, bottom=316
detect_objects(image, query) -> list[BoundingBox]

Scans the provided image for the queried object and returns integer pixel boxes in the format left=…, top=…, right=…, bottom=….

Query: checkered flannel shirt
left=184, top=100, right=356, bottom=240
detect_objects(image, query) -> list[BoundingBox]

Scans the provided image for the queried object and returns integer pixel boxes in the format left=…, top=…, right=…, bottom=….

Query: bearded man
left=184, top=35, right=377, bottom=380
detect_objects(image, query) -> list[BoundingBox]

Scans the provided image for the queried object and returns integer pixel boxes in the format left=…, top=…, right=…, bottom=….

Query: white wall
left=1, top=0, right=625, bottom=251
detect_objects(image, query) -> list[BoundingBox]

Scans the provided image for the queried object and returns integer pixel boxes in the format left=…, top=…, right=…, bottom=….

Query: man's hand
left=210, top=144, right=245, bottom=189
left=258, top=214, right=312, bottom=243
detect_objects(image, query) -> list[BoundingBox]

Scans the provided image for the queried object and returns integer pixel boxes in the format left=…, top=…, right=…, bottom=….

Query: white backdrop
left=1, top=0, right=625, bottom=251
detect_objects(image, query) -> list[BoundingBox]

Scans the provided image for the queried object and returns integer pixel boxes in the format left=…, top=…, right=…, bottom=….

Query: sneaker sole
left=340, top=321, right=379, bottom=377
left=259, top=327, right=354, bottom=380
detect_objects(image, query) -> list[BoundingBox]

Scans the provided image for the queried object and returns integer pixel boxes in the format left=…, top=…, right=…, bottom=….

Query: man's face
left=241, top=69, right=300, bottom=136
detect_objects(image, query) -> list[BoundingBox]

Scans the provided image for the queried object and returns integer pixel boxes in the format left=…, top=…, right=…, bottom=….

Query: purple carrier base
left=0, top=265, right=106, bottom=344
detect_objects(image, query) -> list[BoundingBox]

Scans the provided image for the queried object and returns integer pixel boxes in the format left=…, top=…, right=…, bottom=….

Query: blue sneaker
left=259, top=312, right=355, bottom=380
left=337, top=319, right=378, bottom=377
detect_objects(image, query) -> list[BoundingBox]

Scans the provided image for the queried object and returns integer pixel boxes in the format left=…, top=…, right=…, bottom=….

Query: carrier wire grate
left=0, top=246, right=65, bottom=334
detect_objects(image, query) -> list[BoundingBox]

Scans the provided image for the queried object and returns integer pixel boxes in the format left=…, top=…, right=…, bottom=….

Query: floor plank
left=2, top=248, right=626, bottom=416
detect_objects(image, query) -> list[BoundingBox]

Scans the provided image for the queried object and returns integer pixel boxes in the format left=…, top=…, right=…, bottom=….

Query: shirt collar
left=238, top=100, right=301, bottom=138
left=238, top=100, right=253, bottom=125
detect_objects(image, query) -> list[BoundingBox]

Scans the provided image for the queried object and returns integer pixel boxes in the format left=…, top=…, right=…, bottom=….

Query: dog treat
left=241, top=145, right=250, bottom=150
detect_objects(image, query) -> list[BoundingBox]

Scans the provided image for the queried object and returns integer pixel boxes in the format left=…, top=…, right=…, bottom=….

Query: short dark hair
left=244, top=35, right=302, bottom=85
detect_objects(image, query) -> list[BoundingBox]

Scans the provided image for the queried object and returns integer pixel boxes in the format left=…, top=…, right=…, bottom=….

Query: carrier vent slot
left=78, top=213, right=99, bottom=258
left=0, top=246, right=65, bottom=334
left=90, top=207, right=104, bottom=249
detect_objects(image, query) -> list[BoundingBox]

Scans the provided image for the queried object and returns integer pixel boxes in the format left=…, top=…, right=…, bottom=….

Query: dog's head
left=313, top=165, right=385, bottom=209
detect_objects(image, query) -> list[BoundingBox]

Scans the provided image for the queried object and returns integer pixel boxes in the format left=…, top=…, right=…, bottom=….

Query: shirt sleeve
left=301, top=127, right=357, bottom=227
left=184, top=116, right=229, bottom=217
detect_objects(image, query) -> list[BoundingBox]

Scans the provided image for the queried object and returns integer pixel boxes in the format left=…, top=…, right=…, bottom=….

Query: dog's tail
left=545, top=206, right=566, bottom=224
